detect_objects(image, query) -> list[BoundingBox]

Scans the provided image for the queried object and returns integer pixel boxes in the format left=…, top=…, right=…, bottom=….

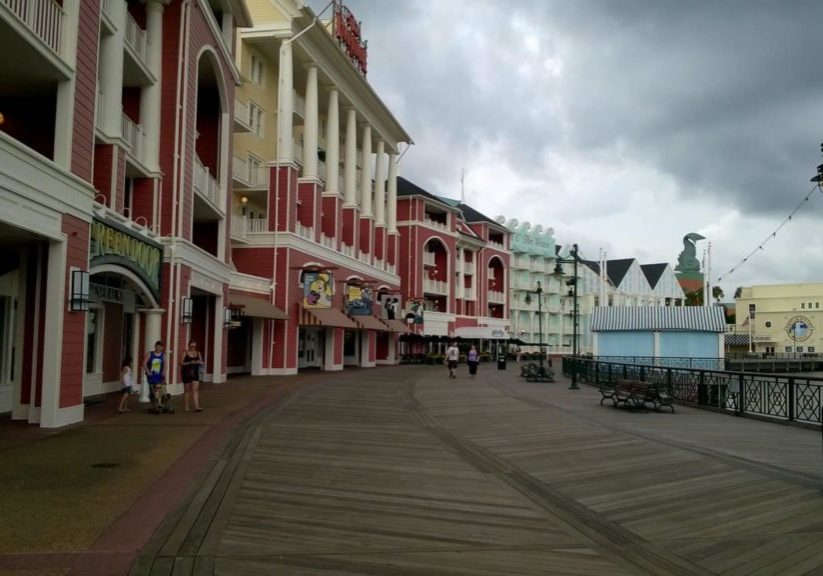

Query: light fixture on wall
left=70, top=269, right=90, bottom=312
left=181, top=297, right=193, bottom=324
left=240, top=195, right=249, bottom=215
left=223, top=307, right=233, bottom=327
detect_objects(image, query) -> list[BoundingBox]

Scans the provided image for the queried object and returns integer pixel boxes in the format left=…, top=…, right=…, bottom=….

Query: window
left=250, top=53, right=264, bottom=85
left=816, top=303, right=820, bottom=309
left=809, top=302, right=813, bottom=309
left=785, top=346, right=792, bottom=353
left=808, top=347, right=815, bottom=353
left=796, top=347, right=803, bottom=353
left=248, top=155, right=262, bottom=186
left=248, top=101, right=264, bottom=137
left=801, top=303, right=805, bottom=309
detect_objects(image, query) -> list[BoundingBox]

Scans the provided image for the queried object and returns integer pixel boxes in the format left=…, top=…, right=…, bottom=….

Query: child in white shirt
left=117, top=357, right=133, bottom=414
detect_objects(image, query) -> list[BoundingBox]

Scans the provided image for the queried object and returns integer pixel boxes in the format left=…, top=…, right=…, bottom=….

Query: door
left=298, top=327, right=323, bottom=369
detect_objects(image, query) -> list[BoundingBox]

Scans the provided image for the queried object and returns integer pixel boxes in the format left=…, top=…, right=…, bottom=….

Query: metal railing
left=2, top=0, right=64, bottom=56
left=124, top=9, right=147, bottom=64
left=564, top=357, right=823, bottom=426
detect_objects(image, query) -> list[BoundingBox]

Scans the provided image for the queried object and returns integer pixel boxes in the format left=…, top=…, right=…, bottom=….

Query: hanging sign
left=346, top=285, right=373, bottom=316
left=303, top=271, right=333, bottom=309
left=334, top=2, right=368, bottom=75
left=89, top=218, right=163, bottom=301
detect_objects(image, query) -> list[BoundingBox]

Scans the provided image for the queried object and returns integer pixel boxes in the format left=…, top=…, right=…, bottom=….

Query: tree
left=712, top=286, right=724, bottom=303
left=685, top=288, right=704, bottom=306
left=733, top=286, right=743, bottom=299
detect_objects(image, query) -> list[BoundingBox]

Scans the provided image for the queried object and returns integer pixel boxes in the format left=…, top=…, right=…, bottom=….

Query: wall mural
left=303, top=271, right=333, bottom=309
left=377, top=292, right=402, bottom=320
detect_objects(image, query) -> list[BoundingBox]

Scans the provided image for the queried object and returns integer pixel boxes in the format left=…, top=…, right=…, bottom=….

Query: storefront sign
left=303, top=271, right=333, bottom=309
left=334, top=2, right=368, bottom=75
left=89, top=218, right=162, bottom=301
left=345, top=285, right=373, bottom=316
left=90, top=283, right=123, bottom=303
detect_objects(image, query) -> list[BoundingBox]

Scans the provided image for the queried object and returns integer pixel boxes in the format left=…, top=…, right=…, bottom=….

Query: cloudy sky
left=309, top=0, right=823, bottom=298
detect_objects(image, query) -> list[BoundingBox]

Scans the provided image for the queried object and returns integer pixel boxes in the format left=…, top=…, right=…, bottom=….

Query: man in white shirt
left=446, top=342, right=460, bottom=379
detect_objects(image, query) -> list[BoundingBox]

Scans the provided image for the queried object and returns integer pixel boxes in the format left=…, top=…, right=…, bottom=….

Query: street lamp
left=523, top=281, right=544, bottom=369
left=553, top=243, right=580, bottom=390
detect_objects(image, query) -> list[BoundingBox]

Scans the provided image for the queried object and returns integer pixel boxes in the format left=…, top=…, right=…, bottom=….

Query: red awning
left=350, top=314, right=389, bottom=331
left=229, top=293, right=289, bottom=319
left=301, top=307, right=358, bottom=329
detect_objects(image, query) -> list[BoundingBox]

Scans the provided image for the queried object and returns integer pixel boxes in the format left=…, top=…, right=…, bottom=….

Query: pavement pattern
left=3, top=363, right=823, bottom=575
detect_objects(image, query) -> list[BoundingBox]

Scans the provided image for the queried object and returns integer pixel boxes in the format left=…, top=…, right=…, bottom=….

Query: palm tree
left=733, top=286, right=743, bottom=299
left=712, top=286, right=724, bottom=303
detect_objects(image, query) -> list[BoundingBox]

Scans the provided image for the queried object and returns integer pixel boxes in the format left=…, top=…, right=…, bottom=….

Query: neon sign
left=334, top=2, right=367, bottom=75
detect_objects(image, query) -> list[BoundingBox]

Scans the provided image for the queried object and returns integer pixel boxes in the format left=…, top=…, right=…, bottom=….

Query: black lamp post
left=523, top=281, right=544, bottom=369
left=553, top=243, right=580, bottom=390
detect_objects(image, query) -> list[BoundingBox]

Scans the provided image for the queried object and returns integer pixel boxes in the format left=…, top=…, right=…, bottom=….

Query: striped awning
left=350, top=314, right=388, bottom=331
left=229, top=293, right=289, bottom=320
left=725, top=333, right=750, bottom=346
left=300, top=307, right=358, bottom=329
left=591, top=306, right=726, bottom=332
left=384, top=319, right=411, bottom=333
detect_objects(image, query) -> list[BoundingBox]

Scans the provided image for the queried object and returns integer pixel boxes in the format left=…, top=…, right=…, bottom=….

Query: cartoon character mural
left=405, top=299, right=424, bottom=325
left=346, top=285, right=373, bottom=315
left=377, top=293, right=402, bottom=320
left=303, top=271, right=333, bottom=308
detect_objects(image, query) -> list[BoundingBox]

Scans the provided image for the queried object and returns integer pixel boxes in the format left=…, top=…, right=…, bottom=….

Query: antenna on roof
left=460, top=168, right=466, bottom=204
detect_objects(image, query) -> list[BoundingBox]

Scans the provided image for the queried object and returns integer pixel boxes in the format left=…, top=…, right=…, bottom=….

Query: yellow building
left=734, top=284, right=823, bottom=355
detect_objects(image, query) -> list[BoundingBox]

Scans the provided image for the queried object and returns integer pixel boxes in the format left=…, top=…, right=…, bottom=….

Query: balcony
left=121, top=113, right=145, bottom=164
left=124, top=10, right=147, bottom=67
left=233, top=99, right=251, bottom=132
left=293, top=139, right=303, bottom=165
left=295, top=221, right=314, bottom=240
left=293, top=89, right=305, bottom=120
left=2, top=0, right=65, bottom=58
left=423, top=252, right=435, bottom=267
left=193, top=157, right=220, bottom=206
left=232, top=156, right=267, bottom=189
left=463, top=261, right=474, bottom=275
left=320, top=234, right=335, bottom=250
left=357, top=252, right=371, bottom=264
left=423, top=217, right=449, bottom=232
left=488, top=240, right=505, bottom=251
left=386, top=262, right=396, bottom=275
left=488, top=290, right=505, bottom=305
left=463, top=287, right=475, bottom=300
left=340, top=243, right=354, bottom=258
left=423, top=278, right=448, bottom=295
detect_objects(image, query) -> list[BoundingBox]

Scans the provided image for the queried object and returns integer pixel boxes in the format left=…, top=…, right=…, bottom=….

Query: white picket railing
left=463, top=261, right=474, bottom=275
left=424, top=217, right=449, bottom=232
left=121, top=113, right=144, bottom=163
left=234, top=98, right=251, bottom=130
left=340, top=243, right=354, bottom=257
left=423, top=252, right=435, bottom=267
left=488, top=290, right=505, bottom=304
left=193, top=157, right=219, bottom=205
left=463, top=287, right=475, bottom=300
left=358, top=252, right=371, bottom=264
left=320, top=235, right=335, bottom=249
left=247, top=218, right=267, bottom=233
left=386, top=263, right=396, bottom=275
left=124, top=10, right=147, bottom=65
left=231, top=215, right=247, bottom=241
left=295, top=222, right=313, bottom=240
left=488, top=240, right=505, bottom=251
left=423, top=278, right=448, bottom=295
left=232, top=156, right=266, bottom=188
left=2, top=0, right=64, bottom=56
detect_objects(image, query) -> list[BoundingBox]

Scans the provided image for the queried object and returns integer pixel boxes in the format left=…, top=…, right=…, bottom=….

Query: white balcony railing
left=231, top=215, right=247, bottom=241
left=121, top=113, right=144, bottom=163
left=2, top=0, right=64, bottom=56
left=463, top=287, right=476, bottom=300
left=234, top=98, right=251, bottom=131
left=295, top=222, right=313, bottom=240
left=232, top=156, right=267, bottom=188
left=320, top=235, right=335, bottom=250
left=341, top=243, right=354, bottom=258
left=386, top=263, right=396, bottom=275
left=424, top=217, right=449, bottom=232
left=488, top=290, right=505, bottom=304
left=463, top=261, right=474, bottom=275
left=423, top=252, right=435, bottom=267
left=293, top=139, right=303, bottom=164
left=193, top=157, right=219, bottom=205
left=358, top=252, right=371, bottom=264
left=293, top=90, right=305, bottom=117
left=248, top=218, right=267, bottom=233
left=374, top=258, right=384, bottom=270
left=124, top=10, right=147, bottom=65
left=488, top=240, right=505, bottom=251
left=423, top=278, right=448, bottom=295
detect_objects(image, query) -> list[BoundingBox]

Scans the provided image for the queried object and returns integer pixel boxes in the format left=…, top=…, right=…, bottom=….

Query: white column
left=99, top=0, right=127, bottom=138
left=140, top=308, right=163, bottom=403
left=11, top=250, right=28, bottom=420
left=213, top=295, right=225, bottom=383
left=140, top=0, right=164, bottom=173
left=360, top=125, right=372, bottom=216
left=277, top=40, right=294, bottom=163
left=343, top=108, right=357, bottom=205
left=387, top=153, right=398, bottom=233
left=40, top=239, right=69, bottom=428
left=374, top=140, right=386, bottom=226
left=303, top=65, right=318, bottom=178
left=325, top=89, right=340, bottom=195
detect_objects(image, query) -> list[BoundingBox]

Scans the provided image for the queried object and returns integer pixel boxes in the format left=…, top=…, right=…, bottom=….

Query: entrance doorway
left=298, top=327, right=323, bottom=369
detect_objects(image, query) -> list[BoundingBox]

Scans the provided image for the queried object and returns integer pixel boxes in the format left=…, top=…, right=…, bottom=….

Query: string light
left=716, top=183, right=822, bottom=283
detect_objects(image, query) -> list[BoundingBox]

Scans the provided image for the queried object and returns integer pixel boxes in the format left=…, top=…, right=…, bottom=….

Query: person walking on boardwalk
left=117, top=356, right=134, bottom=413
left=446, top=341, right=460, bottom=379
left=180, top=340, right=204, bottom=412
left=143, top=340, right=166, bottom=390
left=467, top=345, right=479, bottom=379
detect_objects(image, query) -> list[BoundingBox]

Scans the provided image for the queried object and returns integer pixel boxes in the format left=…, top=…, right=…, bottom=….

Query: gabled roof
left=396, top=177, right=455, bottom=210
left=456, top=202, right=506, bottom=229
left=640, top=263, right=668, bottom=289
left=591, top=306, right=726, bottom=332
left=603, top=259, right=635, bottom=287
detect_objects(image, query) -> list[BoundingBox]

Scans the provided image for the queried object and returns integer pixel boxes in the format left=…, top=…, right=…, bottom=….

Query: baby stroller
left=148, top=382, right=174, bottom=414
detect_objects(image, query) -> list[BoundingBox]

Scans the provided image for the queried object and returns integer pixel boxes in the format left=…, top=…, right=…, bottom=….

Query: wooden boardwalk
left=133, top=365, right=823, bottom=575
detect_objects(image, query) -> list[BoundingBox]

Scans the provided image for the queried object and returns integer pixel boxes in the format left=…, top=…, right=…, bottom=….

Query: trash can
left=497, top=355, right=507, bottom=370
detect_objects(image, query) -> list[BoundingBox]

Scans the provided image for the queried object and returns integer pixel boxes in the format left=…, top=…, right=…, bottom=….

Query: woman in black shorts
left=180, top=340, right=204, bottom=412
